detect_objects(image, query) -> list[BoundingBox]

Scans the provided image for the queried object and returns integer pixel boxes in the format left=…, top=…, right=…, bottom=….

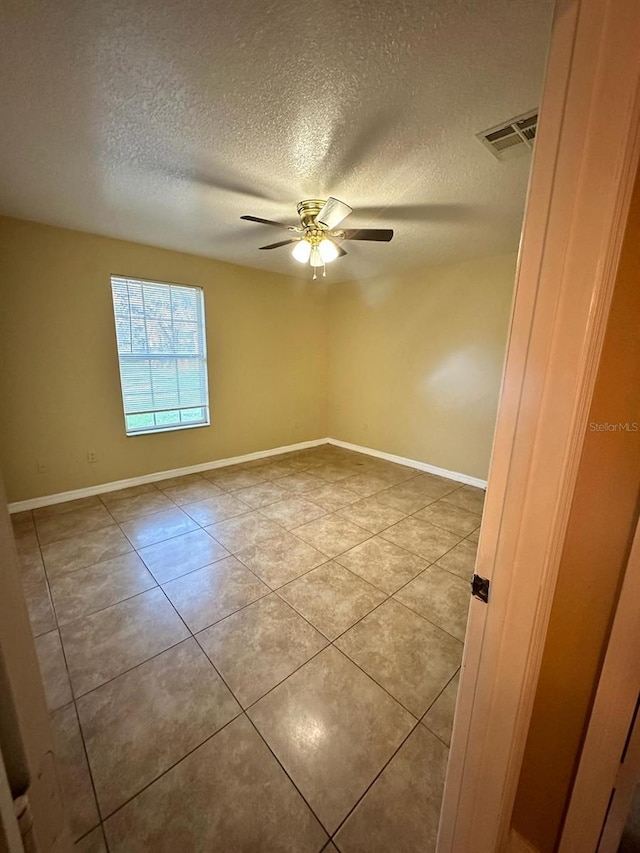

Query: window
left=110, top=276, right=210, bottom=435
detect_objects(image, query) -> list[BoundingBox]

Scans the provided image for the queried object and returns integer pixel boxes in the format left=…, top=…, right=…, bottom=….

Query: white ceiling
left=0, top=0, right=553, bottom=280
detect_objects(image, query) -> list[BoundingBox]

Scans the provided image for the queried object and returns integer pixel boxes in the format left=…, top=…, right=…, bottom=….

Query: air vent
left=477, top=110, right=538, bottom=160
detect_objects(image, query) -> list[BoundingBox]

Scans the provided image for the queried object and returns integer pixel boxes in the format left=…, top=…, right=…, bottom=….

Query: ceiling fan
left=241, top=198, right=393, bottom=279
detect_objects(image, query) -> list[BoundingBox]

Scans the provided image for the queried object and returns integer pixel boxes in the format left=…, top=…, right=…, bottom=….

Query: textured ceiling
left=0, top=0, right=552, bottom=280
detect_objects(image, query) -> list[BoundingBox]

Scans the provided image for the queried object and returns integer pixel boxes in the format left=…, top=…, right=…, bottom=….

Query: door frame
left=558, top=513, right=640, bottom=851
left=438, top=0, right=640, bottom=849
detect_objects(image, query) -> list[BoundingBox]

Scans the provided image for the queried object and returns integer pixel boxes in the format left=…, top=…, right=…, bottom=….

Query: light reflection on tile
left=335, top=724, right=449, bottom=852
left=162, top=556, right=269, bottom=632
left=248, top=646, right=414, bottom=833
left=60, top=588, right=189, bottom=696
left=104, top=715, right=328, bottom=852
left=198, top=594, right=327, bottom=708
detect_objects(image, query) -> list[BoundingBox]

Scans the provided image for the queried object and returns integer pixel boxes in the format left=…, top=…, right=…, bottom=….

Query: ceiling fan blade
left=258, top=239, right=299, bottom=250
left=340, top=228, right=394, bottom=242
left=316, top=197, right=353, bottom=229
left=336, top=244, right=348, bottom=258
left=241, top=215, right=292, bottom=228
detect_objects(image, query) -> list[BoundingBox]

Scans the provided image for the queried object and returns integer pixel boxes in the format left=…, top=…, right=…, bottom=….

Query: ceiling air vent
left=477, top=110, right=538, bottom=161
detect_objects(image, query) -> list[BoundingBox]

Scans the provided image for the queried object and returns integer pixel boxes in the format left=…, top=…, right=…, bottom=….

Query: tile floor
left=12, top=444, right=483, bottom=852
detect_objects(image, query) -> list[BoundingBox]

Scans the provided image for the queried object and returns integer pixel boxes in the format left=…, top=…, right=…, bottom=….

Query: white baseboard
left=327, top=439, right=488, bottom=489
left=8, top=437, right=486, bottom=513
left=7, top=438, right=329, bottom=513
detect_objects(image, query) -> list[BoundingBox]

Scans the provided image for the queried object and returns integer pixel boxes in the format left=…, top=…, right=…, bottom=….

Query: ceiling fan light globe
left=318, top=238, right=340, bottom=263
left=291, top=239, right=311, bottom=263
left=310, top=246, right=323, bottom=267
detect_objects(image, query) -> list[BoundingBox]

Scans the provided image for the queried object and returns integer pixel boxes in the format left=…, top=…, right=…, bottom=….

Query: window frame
left=110, top=274, right=211, bottom=437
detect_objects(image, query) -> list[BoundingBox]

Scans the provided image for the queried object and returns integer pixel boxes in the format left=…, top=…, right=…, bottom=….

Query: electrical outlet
left=87, top=451, right=98, bottom=464
left=37, top=460, right=48, bottom=474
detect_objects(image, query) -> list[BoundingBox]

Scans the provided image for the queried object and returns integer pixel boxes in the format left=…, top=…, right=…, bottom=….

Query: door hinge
left=471, top=574, right=490, bottom=603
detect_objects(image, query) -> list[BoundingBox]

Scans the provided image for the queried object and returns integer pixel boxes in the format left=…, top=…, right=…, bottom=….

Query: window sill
left=126, top=420, right=211, bottom=437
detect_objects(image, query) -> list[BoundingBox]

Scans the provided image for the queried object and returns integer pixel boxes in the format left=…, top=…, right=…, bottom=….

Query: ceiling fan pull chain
left=312, top=270, right=317, bottom=281
left=322, top=264, right=327, bottom=278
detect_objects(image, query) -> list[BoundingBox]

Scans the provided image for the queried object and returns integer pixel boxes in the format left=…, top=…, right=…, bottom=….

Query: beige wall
left=327, top=254, right=517, bottom=481
left=512, top=164, right=640, bottom=852
left=0, top=217, right=327, bottom=503
left=0, top=218, right=515, bottom=504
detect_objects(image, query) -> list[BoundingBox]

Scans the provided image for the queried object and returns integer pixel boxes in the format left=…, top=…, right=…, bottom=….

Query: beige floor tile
left=106, top=491, right=175, bottom=523
left=466, top=527, right=481, bottom=544
left=258, top=496, right=327, bottom=530
left=422, top=671, right=460, bottom=746
left=441, top=484, right=486, bottom=514
left=33, top=496, right=102, bottom=520
left=312, top=463, right=360, bottom=483
left=336, top=599, right=462, bottom=717
left=50, top=553, right=156, bottom=625
left=11, top=509, right=35, bottom=535
left=74, top=826, right=107, bottom=852
left=42, top=527, right=133, bottom=579
left=233, top=481, right=290, bottom=508
left=157, top=478, right=223, bottom=506
left=254, top=459, right=302, bottom=480
left=436, top=538, right=478, bottom=580
left=373, top=481, right=441, bottom=515
left=334, top=725, right=448, bottom=853
left=137, top=528, right=229, bottom=584
left=17, top=547, right=46, bottom=587
left=343, top=473, right=396, bottom=498
left=35, top=629, right=73, bottom=711
left=415, top=499, right=482, bottom=537
left=14, top=529, right=40, bottom=564
left=278, top=562, right=386, bottom=641
left=60, top=588, right=189, bottom=696
left=77, top=639, right=240, bottom=816
left=335, top=536, right=427, bottom=595
left=120, top=507, right=198, bottom=549
left=152, top=473, right=204, bottom=489
left=99, top=483, right=159, bottom=505
left=36, top=505, right=115, bottom=546
left=277, top=471, right=327, bottom=494
left=249, top=646, right=415, bottom=833
left=394, top=567, right=470, bottom=641
left=294, top=514, right=371, bottom=558
left=162, top=556, right=269, bottom=632
left=198, top=594, right=327, bottom=708
left=50, top=704, right=100, bottom=841
left=304, top=483, right=361, bottom=512
left=234, top=530, right=327, bottom=589
left=381, top=517, right=460, bottom=563
left=205, top=510, right=283, bottom=552
left=23, top=579, right=56, bottom=636
left=181, top=492, right=249, bottom=525
left=104, top=714, right=327, bottom=852
left=364, top=462, right=419, bottom=485
left=287, top=450, right=327, bottom=468
left=336, top=497, right=406, bottom=534
left=204, top=467, right=267, bottom=491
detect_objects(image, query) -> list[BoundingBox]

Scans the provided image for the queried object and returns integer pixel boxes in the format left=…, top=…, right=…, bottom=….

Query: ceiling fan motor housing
left=297, top=199, right=327, bottom=229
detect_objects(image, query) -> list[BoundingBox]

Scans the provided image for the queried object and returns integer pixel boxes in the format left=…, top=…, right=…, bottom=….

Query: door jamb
left=558, top=513, right=640, bottom=851
left=438, top=0, right=640, bottom=849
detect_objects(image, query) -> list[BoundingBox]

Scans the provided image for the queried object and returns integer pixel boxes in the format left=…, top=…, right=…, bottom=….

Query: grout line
left=97, top=711, right=243, bottom=824
left=419, top=665, right=461, bottom=748
left=243, top=711, right=332, bottom=840
left=68, top=633, right=191, bottom=701
left=328, top=714, right=425, bottom=842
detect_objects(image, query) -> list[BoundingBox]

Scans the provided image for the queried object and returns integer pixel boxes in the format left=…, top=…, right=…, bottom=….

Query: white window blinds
left=111, top=276, right=210, bottom=435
